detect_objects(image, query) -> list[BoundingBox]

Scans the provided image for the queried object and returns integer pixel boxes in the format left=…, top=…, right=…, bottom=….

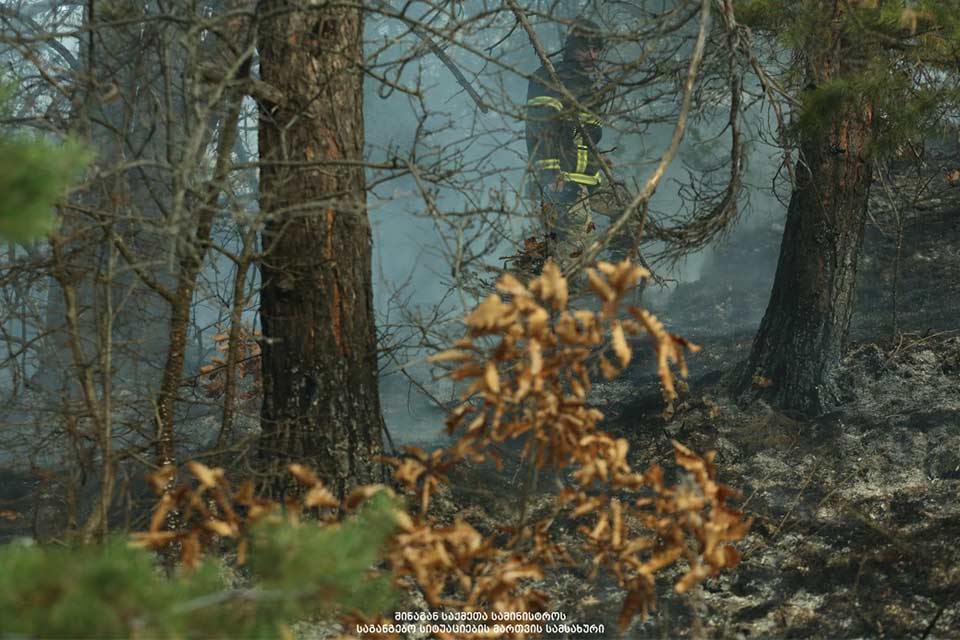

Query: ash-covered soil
left=427, top=165, right=960, bottom=639
left=590, top=335, right=960, bottom=639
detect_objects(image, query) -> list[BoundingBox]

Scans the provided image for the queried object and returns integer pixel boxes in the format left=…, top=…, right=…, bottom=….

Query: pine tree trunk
left=734, top=10, right=874, bottom=415
left=256, top=1, right=385, bottom=497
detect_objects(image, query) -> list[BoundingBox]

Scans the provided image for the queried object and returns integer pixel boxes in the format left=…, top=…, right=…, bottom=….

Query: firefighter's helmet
left=563, top=17, right=605, bottom=59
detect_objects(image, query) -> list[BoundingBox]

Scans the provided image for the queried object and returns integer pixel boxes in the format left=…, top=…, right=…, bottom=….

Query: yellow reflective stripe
left=579, top=112, right=602, bottom=125
left=535, top=158, right=561, bottom=170
left=527, top=96, right=564, bottom=111
left=576, top=145, right=588, bottom=173
left=561, top=171, right=603, bottom=186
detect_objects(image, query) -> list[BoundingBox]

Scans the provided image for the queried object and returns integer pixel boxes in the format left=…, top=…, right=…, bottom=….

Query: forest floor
left=410, top=162, right=960, bottom=639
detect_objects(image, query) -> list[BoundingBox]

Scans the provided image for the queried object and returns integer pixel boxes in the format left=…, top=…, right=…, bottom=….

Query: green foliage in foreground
left=0, top=491, right=400, bottom=639
left=0, top=84, right=90, bottom=241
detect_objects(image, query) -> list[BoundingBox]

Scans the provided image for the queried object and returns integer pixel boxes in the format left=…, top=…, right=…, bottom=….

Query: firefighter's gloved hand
left=590, top=180, right=630, bottom=218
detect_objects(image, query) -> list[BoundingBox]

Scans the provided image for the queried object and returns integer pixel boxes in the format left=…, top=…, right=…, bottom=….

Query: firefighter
left=525, top=17, right=608, bottom=271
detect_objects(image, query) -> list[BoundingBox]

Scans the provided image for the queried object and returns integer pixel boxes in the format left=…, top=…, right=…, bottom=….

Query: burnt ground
left=412, top=165, right=960, bottom=639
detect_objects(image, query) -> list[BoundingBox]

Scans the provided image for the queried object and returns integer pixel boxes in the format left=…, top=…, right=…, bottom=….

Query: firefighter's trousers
left=540, top=186, right=594, bottom=272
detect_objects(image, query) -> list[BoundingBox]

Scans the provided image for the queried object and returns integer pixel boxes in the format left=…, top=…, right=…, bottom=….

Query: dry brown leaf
left=495, top=272, right=531, bottom=298
left=570, top=377, right=586, bottom=399
left=204, top=519, right=236, bottom=537
left=129, top=530, right=179, bottom=550
left=288, top=463, right=319, bottom=487
left=586, top=268, right=615, bottom=302
left=638, top=545, right=683, bottom=576
left=181, top=533, right=202, bottom=569
left=450, top=362, right=484, bottom=382
left=572, top=495, right=605, bottom=518
left=526, top=306, right=549, bottom=338
left=148, top=494, right=175, bottom=534
left=345, top=484, right=389, bottom=511
left=675, top=562, right=712, bottom=594
left=596, top=261, right=617, bottom=277
left=617, top=579, right=654, bottom=630
left=484, top=362, right=501, bottom=394
left=304, top=484, right=339, bottom=509
left=464, top=295, right=516, bottom=334
left=148, top=465, right=176, bottom=496
left=391, top=509, right=416, bottom=533
left=530, top=261, right=568, bottom=310
left=427, top=349, right=475, bottom=363
left=391, top=457, right=426, bottom=489
left=528, top=339, right=543, bottom=376
left=187, top=461, right=222, bottom=489
left=600, top=355, right=618, bottom=380
left=611, top=260, right=648, bottom=292
left=234, top=480, right=255, bottom=505
left=611, top=321, right=631, bottom=368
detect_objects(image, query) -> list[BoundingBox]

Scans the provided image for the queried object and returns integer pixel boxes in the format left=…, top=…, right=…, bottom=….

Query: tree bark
left=733, top=7, right=874, bottom=415
left=256, top=0, right=385, bottom=497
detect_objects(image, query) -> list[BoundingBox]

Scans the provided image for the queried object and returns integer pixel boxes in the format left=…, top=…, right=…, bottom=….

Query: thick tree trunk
left=733, top=10, right=874, bottom=415
left=256, top=0, right=385, bottom=497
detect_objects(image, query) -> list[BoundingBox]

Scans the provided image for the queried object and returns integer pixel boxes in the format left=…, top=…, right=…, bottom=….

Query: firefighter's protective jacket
left=525, top=60, right=604, bottom=191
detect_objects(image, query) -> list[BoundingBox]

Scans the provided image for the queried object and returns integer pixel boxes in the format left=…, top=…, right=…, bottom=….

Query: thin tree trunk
left=257, top=0, right=385, bottom=498
left=155, top=68, right=248, bottom=484
left=217, top=242, right=253, bottom=449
